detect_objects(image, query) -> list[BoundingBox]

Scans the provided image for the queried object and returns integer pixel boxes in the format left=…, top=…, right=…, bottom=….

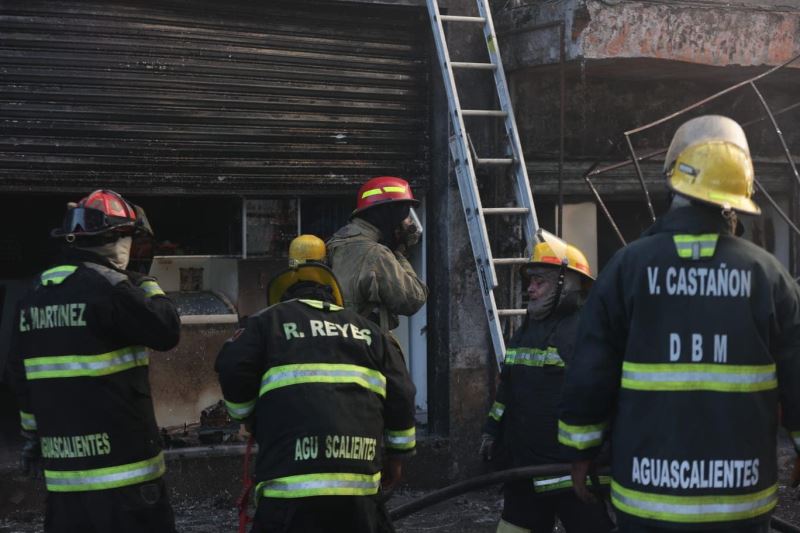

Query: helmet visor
left=536, top=229, right=569, bottom=263
left=133, top=204, right=154, bottom=236
left=59, top=207, right=113, bottom=235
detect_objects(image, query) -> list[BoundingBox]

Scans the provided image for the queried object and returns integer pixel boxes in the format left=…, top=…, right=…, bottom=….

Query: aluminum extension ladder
left=426, top=0, right=540, bottom=368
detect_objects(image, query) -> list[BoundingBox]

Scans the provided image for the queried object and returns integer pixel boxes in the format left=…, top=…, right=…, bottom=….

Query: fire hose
left=387, top=464, right=800, bottom=533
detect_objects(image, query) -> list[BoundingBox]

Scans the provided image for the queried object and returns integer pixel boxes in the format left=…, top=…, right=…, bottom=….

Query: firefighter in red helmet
left=8, top=190, right=180, bottom=533
left=327, top=176, right=428, bottom=333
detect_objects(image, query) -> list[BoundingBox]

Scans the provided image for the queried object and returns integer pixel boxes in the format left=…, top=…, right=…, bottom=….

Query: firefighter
left=558, top=115, right=800, bottom=532
left=8, top=190, right=180, bottom=533
left=215, top=234, right=416, bottom=533
left=327, top=176, right=428, bottom=332
left=480, top=233, right=614, bottom=533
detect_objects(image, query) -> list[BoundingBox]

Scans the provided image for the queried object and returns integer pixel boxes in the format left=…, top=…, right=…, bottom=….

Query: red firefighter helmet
left=352, top=176, right=419, bottom=216
left=52, top=189, right=153, bottom=239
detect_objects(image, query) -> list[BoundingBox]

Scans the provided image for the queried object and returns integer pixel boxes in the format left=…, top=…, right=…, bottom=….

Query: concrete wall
left=496, top=0, right=800, bottom=70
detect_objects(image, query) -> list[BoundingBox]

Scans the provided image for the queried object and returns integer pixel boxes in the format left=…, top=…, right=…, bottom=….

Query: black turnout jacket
left=9, top=249, right=179, bottom=493
left=559, top=206, right=800, bottom=529
left=215, top=295, right=416, bottom=500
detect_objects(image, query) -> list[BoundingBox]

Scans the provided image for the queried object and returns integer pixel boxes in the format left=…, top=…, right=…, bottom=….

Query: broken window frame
left=584, top=53, right=800, bottom=253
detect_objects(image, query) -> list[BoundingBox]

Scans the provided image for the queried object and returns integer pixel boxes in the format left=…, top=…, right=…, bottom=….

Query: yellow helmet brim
left=267, top=263, right=344, bottom=307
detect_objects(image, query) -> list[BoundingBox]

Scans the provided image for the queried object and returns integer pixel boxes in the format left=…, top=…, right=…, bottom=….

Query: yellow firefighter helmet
left=526, top=229, right=594, bottom=281
left=267, top=235, right=344, bottom=306
left=288, top=234, right=327, bottom=268
left=664, top=115, right=760, bottom=215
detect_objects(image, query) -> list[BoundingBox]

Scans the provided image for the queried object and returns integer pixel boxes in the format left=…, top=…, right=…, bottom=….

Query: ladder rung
left=451, top=62, right=496, bottom=71
left=483, top=207, right=530, bottom=215
left=493, top=258, right=530, bottom=265
left=498, top=309, right=527, bottom=317
left=475, top=158, right=514, bottom=165
left=462, top=110, right=508, bottom=118
left=439, top=15, right=486, bottom=23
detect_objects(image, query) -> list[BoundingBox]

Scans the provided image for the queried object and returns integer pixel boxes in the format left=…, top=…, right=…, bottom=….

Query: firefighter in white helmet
left=481, top=231, right=613, bottom=533
left=559, top=115, right=800, bottom=532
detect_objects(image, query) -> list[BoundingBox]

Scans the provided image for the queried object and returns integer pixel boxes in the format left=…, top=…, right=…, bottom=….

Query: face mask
left=399, top=208, right=424, bottom=247
left=80, top=236, right=133, bottom=270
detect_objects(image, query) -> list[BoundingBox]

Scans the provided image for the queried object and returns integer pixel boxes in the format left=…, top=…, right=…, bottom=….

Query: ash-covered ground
left=2, top=438, right=799, bottom=533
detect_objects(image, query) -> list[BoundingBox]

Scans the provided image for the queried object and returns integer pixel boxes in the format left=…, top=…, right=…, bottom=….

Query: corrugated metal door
left=0, top=0, right=430, bottom=195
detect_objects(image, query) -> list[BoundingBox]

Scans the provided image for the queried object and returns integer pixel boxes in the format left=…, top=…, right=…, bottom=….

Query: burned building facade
left=1, top=0, right=799, bottom=509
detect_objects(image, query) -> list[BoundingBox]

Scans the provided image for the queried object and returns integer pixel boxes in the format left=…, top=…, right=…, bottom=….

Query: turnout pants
left=500, top=480, right=614, bottom=533
left=251, top=494, right=395, bottom=533
left=45, top=479, right=176, bottom=533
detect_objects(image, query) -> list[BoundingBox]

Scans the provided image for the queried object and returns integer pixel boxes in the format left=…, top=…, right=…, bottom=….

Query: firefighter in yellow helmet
left=559, top=115, right=800, bottom=532
left=481, top=230, right=614, bottom=533
left=216, top=235, right=416, bottom=533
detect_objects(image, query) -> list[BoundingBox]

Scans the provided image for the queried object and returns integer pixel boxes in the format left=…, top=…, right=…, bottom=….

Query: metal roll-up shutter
left=0, top=0, right=430, bottom=195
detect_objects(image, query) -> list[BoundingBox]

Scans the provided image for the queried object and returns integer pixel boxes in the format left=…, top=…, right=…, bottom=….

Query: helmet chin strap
left=541, top=261, right=568, bottom=320
left=721, top=207, right=738, bottom=234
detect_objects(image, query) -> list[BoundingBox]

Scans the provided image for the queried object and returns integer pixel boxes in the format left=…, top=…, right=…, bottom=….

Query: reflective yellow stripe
left=139, top=280, right=165, bottom=298
left=361, top=188, right=383, bottom=199
left=621, top=362, right=777, bottom=392
left=505, top=347, right=564, bottom=368
left=385, top=427, right=415, bottom=450
left=225, top=398, right=257, bottom=420
left=533, top=474, right=611, bottom=492
left=298, top=299, right=343, bottom=311
left=611, top=480, right=777, bottom=523
left=382, top=186, right=406, bottom=194
left=41, top=265, right=78, bottom=286
left=673, top=234, right=719, bottom=260
left=24, top=346, right=148, bottom=380
left=257, top=472, right=381, bottom=498
left=20, top=410, right=37, bottom=431
left=557, top=420, right=607, bottom=450
left=45, top=452, right=165, bottom=492
left=488, top=401, right=505, bottom=422
left=260, top=363, right=386, bottom=398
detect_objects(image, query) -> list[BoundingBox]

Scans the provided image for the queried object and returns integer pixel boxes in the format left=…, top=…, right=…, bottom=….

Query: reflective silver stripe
left=258, top=472, right=381, bottom=498
left=791, top=431, right=800, bottom=450
left=623, top=370, right=775, bottom=385
left=673, top=234, right=719, bottom=260
left=559, top=428, right=603, bottom=444
left=24, top=347, right=148, bottom=379
left=621, top=362, right=776, bottom=392
left=489, top=401, right=505, bottom=421
left=557, top=420, right=607, bottom=450
left=139, top=281, right=165, bottom=298
left=611, top=481, right=777, bottom=521
left=225, top=399, right=256, bottom=420
left=385, top=427, right=415, bottom=450
left=41, top=265, right=78, bottom=285
left=534, top=475, right=571, bottom=488
left=505, top=348, right=564, bottom=367
left=20, top=411, right=37, bottom=431
left=45, top=453, right=165, bottom=492
left=260, top=364, right=386, bottom=397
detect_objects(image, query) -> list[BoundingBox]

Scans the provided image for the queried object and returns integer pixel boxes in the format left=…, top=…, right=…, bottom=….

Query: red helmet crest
left=52, top=189, right=152, bottom=239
